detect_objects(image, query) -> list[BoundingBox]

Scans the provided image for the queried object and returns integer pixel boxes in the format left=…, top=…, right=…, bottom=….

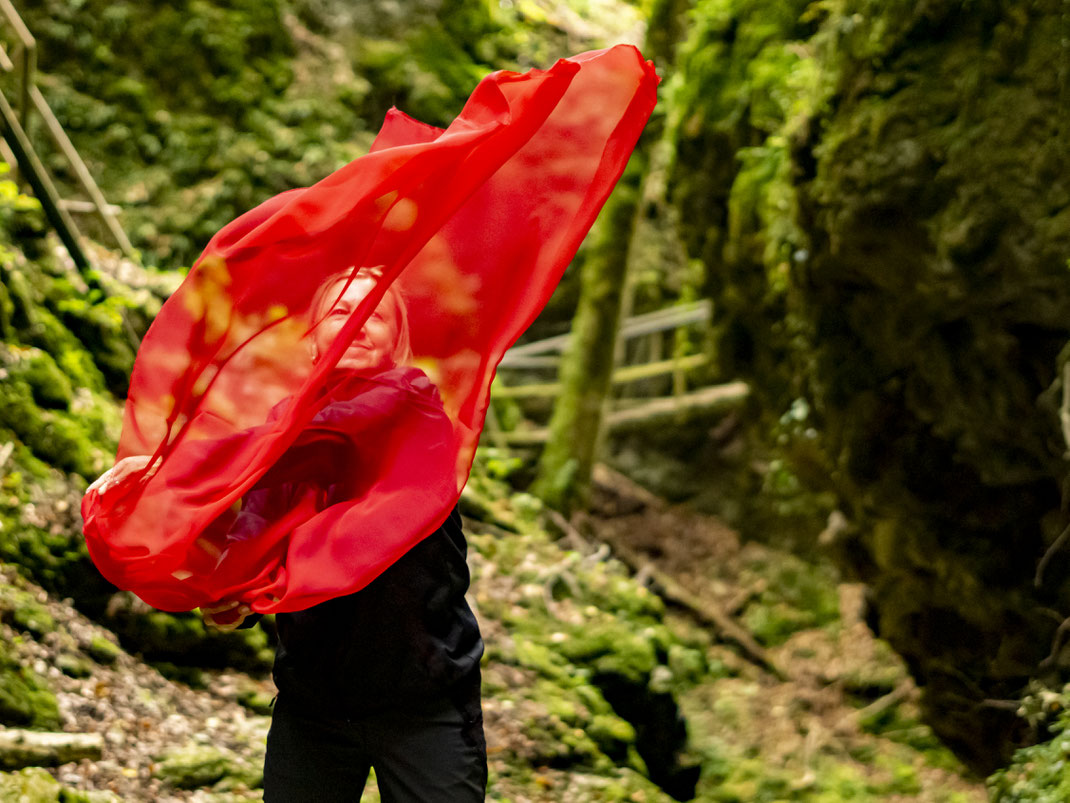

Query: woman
left=92, top=270, right=487, bottom=802
left=86, top=43, right=658, bottom=802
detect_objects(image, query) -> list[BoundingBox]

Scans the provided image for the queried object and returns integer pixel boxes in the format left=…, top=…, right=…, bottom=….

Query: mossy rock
left=154, top=744, right=262, bottom=791
left=0, top=379, right=104, bottom=478
left=586, top=714, right=637, bottom=761
left=0, top=587, right=56, bottom=638
left=103, top=595, right=274, bottom=674
left=0, top=642, right=59, bottom=730
left=85, top=635, right=121, bottom=665
left=56, top=652, right=94, bottom=679
left=3, top=348, right=73, bottom=410
left=670, top=0, right=1070, bottom=774
left=557, top=622, right=660, bottom=685
left=786, top=1, right=1070, bottom=772
left=0, top=767, right=119, bottom=802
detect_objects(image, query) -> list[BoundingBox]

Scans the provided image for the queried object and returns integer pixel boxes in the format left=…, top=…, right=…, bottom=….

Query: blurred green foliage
left=15, top=0, right=621, bottom=267
left=989, top=684, right=1070, bottom=802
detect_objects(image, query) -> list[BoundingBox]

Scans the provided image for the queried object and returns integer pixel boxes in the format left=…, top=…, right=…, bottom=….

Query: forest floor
left=0, top=468, right=989, bottom=802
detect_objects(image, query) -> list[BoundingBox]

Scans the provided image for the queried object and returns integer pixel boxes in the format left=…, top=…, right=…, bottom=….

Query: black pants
left=263, top=680, right=487, bottom=802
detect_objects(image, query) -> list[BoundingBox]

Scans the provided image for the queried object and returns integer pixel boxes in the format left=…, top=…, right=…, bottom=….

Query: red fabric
left=81, top=45, right=658, bottom=614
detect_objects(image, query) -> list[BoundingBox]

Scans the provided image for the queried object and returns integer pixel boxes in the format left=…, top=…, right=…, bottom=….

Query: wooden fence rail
left=500, top=299, right=711, bottom=367
left=490, top=298, right=747, bottom=445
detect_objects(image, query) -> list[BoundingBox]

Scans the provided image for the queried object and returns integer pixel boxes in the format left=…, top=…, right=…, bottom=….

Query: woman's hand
left=87, top=455, right=154, bottom=497
left=202, top=599, right=254, bottom=631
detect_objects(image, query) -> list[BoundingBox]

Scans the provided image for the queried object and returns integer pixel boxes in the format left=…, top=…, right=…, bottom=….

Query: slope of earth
left=0, top=465, right=988, bottom=802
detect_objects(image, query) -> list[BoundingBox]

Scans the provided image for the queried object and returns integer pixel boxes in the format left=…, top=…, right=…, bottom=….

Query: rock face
left=669, top=0, right=1070, bottom=773
left=790, top=0, right=1070, bottom=773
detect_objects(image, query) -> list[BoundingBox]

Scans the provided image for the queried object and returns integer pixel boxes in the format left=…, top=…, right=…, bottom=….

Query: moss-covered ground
left=0, top=465, right=990, bottom=800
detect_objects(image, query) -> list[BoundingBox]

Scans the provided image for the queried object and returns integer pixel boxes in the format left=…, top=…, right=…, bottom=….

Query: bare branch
left=1062, top=362, right=1070, bottom=455
left=1035, top=520, right=1070, bottom=587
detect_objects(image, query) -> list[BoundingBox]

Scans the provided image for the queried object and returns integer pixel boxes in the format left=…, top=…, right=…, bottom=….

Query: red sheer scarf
left=82, top=45, right=658, bottom=614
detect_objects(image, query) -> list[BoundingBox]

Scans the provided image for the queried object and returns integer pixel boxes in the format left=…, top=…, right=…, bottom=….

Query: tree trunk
left=531, top=0, right=691, bottom=512
left=532, top=153, right=645, bottom=511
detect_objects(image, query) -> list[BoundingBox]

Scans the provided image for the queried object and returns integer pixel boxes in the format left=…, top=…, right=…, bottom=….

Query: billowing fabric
left=81, top=45, right=658, bottom=614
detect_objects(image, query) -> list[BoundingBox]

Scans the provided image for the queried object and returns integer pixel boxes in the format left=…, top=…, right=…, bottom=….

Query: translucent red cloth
left=81, top=45, right=658, bottom=614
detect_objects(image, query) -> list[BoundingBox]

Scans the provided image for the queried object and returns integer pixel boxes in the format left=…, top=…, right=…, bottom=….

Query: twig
left=0, top=441, right=13, bottom=472
left=541, top=568, right=582, bottom=621
left=580, top=542, right=611, bottom=568
left=1061, top=362, right=1070, bottom=455
left=1035, top=521, right=1070, bottom=587
left=722, top=581, right=766, bottom=617
left=844, top=682, right=914, bottom=727
left=633, top=562, right=654, bottom=588
left=1039, top=613, right=1070, bottom=670
left=979, top=698, right=1021, bottom=712
left=543, top=507, right=594, bottom=555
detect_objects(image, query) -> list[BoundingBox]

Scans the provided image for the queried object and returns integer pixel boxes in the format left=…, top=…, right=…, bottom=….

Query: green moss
left=0, top=589, right=57, bottom=638
left=0, top=768, right=64, bottom=802
left=587, top=714, right=637, bottom=759
left=52, top=296, right=137, bottom=396
left=988, top=684, right=1070, bottom=802
left=154, top=745, right=262, bottom=791
left=5, top=349, right=73, bottom=410
left=104, top=596, right=274, bottom=674
left=56, top=652, right=94, bottom=679
left=86, top=635, right=121, bottom=665
left=738, top=553, right=840, bottom=646
left=0, top=641, right=59, bottom=730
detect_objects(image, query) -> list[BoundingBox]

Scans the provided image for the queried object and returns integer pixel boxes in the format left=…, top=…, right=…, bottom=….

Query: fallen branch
left=542, top=506, right=594, bottom=555
left=608, top=539, right=787, bottom=681
left=0, top=729, right=103, bottom=770
left=841, top=682, right=914, bottom=730
left=459, top=484, right=521, bottom=533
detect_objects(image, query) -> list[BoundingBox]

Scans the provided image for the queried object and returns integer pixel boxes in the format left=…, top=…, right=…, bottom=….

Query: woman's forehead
left=317, top=273, right=378, bottom=309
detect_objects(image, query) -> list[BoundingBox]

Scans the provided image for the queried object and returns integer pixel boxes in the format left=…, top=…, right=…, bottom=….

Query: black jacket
left=268, top=506, right=483, bottom=718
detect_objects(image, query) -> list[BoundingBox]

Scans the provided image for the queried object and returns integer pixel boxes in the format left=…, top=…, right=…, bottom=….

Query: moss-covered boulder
left=470, top=515, right=703, bottom=799
left=0, top=641, right=59, bottom=730
left=154, top=744, right=262, bottom=791
left=0, top=767, right=119, bottom=802
left=84, top=635, right=121, bottom=665
left=0, top=587, right=56, bottom=639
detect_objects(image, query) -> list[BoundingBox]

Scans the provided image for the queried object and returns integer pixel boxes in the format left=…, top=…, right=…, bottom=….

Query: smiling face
left=311, top=272, right=403, bottom=374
